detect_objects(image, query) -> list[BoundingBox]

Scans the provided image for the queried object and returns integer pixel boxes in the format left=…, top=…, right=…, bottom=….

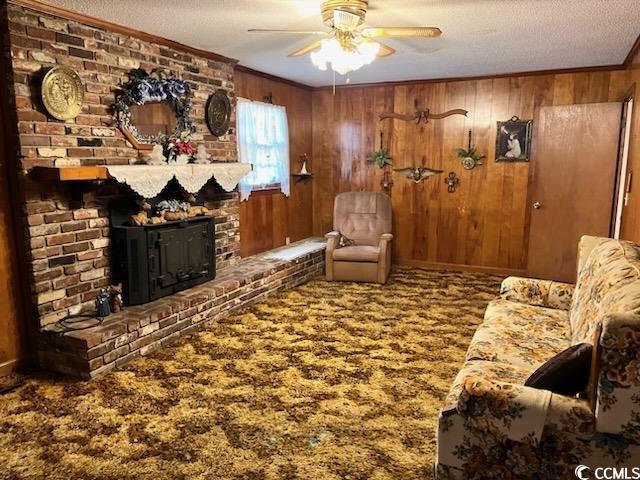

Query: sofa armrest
left=595, top=313, right=640, bottom=443
left=500, top=276, right=574, bottom=310
left=447, top=376, right=552, bottom=443
left=438, top=376, right=591, bottom=471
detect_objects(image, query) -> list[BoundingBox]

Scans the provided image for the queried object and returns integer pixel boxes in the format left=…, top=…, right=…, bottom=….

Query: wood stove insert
left=110, top=195, right=215, bottom=306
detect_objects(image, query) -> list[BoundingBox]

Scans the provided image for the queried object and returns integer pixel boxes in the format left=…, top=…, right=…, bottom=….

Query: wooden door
left=527, top=103, right=622, bottom=282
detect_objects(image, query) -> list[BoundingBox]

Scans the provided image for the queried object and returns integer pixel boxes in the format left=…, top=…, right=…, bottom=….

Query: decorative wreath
left=113, top=68, right=195, bottom=145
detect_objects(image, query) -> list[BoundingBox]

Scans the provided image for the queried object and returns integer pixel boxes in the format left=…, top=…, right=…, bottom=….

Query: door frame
left=612, top=83, right=636, bottom=238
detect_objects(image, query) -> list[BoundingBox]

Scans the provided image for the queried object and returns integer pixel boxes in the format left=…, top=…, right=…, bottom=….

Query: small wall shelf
left=292, top=172, right=313, bottom=183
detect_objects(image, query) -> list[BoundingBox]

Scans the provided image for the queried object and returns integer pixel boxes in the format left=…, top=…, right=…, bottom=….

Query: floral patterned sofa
left=436, top=236, right=640, bottom=479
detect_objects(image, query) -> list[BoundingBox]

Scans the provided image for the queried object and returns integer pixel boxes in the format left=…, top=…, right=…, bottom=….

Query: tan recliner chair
left=325, top=192, right=393, bottom=284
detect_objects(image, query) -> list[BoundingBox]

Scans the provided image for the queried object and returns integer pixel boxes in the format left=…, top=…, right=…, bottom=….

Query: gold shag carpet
left=0, top=267, right=502, bottom=480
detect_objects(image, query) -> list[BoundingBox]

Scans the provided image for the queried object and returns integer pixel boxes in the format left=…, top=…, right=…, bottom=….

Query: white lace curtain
left=237, top=97, right=290, bottom=201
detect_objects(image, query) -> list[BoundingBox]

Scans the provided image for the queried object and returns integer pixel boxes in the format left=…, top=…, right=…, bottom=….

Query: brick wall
left=4, top=3, right=241, bottom=328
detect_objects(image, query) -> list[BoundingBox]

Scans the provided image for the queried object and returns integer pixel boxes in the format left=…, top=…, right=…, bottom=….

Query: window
left=237, top=98, right=290, bottom=201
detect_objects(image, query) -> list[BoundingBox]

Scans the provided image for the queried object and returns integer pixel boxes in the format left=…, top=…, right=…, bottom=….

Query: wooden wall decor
left=444, top=172, right=460, bottom=192
left=376, top=132, right=394, bottom=194
left=458, top=129, right=485, bottom=170
left=395, top=164, right=444, bottom=183
left=380, top=108, right=468, bottom=124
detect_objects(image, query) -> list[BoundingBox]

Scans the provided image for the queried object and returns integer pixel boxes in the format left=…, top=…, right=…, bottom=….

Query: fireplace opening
left=109, top=181, right=216, bottom=306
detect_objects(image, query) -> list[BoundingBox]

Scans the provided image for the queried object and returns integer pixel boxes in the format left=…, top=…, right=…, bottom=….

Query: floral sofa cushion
left=501, top=276, right=574, bottom=310
left=442, top=358, right=535, bottom=411
left=465, top=299, right=571, bottom=369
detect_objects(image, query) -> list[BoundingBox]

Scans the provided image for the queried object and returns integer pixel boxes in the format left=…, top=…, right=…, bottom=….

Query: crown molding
left=312, top=63, right=625, bottom=91
left=8, top=0, right=238, bottom=65
left=234, top=65, right=312, bottom=91
left=624, top=33, right=640, bottom=68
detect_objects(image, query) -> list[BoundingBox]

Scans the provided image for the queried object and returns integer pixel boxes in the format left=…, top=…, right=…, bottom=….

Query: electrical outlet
left=286, top=237, right=291, bottom=245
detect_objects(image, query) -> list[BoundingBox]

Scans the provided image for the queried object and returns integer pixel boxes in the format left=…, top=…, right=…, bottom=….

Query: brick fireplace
left=5, top=2, right=240, bottom=329
left=1, top=2, right=325, bottom=378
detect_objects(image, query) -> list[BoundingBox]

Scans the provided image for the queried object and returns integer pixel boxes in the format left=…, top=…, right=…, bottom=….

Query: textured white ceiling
left=44, top=0, right=640, bottom=87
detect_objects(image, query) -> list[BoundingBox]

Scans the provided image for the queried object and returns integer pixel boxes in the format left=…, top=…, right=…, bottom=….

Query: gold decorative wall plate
left=41, top=66, right=84, bottom=121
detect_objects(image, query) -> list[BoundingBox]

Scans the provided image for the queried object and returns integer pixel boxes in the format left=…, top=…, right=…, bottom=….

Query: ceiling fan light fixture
left=310, top=37, right=380, bottom=75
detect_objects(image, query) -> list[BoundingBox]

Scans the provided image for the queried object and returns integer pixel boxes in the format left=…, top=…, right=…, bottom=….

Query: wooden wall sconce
left=381, top=168, right=393, bottom=193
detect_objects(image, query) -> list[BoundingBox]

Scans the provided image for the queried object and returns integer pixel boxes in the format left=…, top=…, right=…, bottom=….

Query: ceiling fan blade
left=248, top=29, right=328, bottom=35
left=376, top=42, right=396, bottom=58
left=288, top=40, right=324, bottom=57
left=361, top=27, right=442, bottom=38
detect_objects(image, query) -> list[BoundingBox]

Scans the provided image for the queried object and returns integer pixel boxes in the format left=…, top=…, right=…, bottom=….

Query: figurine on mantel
left=146, top=143, right=166, bottom=165
left=194, top=144, right=211, bottom=164
left=185, top=194, right=210, bottom=217
left=130, top=198, right=151, bottom=225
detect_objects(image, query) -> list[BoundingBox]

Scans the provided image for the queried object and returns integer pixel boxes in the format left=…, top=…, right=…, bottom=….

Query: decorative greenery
left=113, top=68, right=195, bottom=145
left=161, top=129, right=195, bottom=163
left=456, top=146, right=485, bottom=164
left=157, top=199, right=189, bottom=213
left=367, top=148, right=393, bottom=169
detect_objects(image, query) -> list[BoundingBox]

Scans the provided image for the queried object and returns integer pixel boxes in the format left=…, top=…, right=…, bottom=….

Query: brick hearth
left=38, top=240, right=325, bottom=379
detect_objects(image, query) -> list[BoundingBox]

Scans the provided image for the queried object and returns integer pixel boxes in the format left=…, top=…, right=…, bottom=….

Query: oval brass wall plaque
left=205, top=90, right=231, bottom=137
left=41, top=66, right=84, bottom=121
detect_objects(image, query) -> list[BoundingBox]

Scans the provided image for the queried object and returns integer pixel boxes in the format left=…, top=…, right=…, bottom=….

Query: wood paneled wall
left=312, top=70, right=632, bottom=273
left=234, top=69, right=314, bottom=257
left=0, top=152, right=25, bottom=375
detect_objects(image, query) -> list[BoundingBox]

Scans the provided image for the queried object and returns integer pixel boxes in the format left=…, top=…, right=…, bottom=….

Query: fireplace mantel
left=33, top=163, right=252, bottom=197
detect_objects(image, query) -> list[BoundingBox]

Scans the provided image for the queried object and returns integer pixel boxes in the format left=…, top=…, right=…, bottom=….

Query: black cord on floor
left=56, top=313, right=105, bottom=332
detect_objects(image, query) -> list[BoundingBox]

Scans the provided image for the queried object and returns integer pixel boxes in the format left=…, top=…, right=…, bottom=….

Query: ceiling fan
left=249, top=0, right=441, bottom=76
